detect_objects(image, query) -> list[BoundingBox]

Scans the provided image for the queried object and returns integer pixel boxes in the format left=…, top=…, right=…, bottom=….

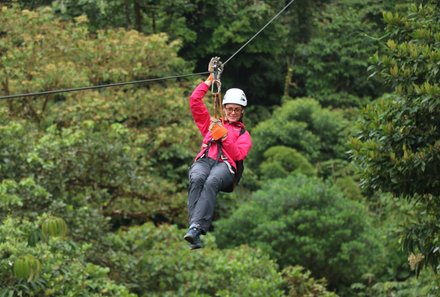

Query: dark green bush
left=215, top=174, right=384, bottom=291
left=260, top=146, right=317, bottom=180
left=101, top=223, right=285, bottom=297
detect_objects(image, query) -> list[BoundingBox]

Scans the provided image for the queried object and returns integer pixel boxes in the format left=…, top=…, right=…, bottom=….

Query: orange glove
left=209, top=118, right=228, bottom=141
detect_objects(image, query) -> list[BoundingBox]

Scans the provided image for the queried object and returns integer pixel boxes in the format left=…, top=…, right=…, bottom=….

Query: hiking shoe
left=184, top=227, right=202, bottom=249
left=190, top=238, right=202, bottom=250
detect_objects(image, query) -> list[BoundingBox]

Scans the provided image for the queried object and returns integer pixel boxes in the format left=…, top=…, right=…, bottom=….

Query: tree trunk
left=133, top=0, right=142, bottom=31
left=124, top=0, right=131, bottom=28
left=283, top=56, right=296, bottom=98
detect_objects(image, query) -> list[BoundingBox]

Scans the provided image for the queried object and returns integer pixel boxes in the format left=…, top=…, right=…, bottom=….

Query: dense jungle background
left=0, top=0, right=439, bottom=296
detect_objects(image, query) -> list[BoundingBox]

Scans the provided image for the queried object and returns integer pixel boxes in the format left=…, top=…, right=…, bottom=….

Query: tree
left=0, top=216, right=135, bottom=296
left=350, top=1, right=440, bottom=270
left=259, top=145, right=317, bottom=180
left=0, top=5, right=198, bottom=227
left=215, top=174, right=385, bottom=293
left=0, top=0, right=52, bottom=10
left=289, top=0, right=407, bottom=108
left=43, top=0, right=303, bottom=106
left=96, top=221, right=340, bottom=297
left=0, top=5, right=188, bottom=119
left=249, top=98, right=349, bottom=177
left=100, top=222, right=286, bottom=297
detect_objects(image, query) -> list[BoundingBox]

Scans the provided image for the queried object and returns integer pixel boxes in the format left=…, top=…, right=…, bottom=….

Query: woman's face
left=224, top=104, right=244, bottom=123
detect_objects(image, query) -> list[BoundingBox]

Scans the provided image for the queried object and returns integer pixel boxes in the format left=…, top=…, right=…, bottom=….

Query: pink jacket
left=190, top=82, right=252, bottom=171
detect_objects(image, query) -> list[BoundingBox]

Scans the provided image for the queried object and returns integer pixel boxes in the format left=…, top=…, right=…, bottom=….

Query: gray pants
left=187, top=158, right=234, bottom=233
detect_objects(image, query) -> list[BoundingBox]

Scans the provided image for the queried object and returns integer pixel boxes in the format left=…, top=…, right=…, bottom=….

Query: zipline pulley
left=210, top=57, right=222, bottom=96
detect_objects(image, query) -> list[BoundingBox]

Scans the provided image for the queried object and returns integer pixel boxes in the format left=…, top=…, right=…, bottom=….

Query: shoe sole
left=184, top=234, right=195, bottom=244
left=190, top=243, right=202, bottom=250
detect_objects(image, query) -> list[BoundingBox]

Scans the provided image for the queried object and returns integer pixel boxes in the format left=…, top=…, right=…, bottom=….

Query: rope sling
left=209, top=60, right=228, bottom=141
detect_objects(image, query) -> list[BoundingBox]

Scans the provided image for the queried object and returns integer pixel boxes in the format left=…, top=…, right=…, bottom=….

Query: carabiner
left=211, top=79, right=221, bottom=94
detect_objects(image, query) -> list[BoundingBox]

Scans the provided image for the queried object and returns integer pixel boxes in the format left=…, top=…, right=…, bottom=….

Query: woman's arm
left=189, top=81, right=212, bottom=136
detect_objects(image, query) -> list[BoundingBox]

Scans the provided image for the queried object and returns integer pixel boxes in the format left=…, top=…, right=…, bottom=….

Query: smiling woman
left=183, top=57, right=252, bottom=250
left=223, top=88, right=247, bottom=122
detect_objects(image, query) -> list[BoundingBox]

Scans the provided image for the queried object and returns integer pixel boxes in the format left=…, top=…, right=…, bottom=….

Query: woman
left=184, top=58, right=252, bottom=249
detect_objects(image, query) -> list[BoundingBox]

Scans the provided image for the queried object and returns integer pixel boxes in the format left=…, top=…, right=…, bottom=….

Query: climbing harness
left=197, top=122, right=246, bottom=193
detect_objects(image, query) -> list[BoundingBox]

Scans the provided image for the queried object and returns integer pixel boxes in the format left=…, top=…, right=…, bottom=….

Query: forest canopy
left=1, top=1, right=439, bottom=296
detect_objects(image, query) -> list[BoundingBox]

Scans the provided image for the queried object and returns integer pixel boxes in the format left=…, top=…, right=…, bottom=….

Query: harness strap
left=200, top=127, right=245, bottom=166
left=201, top=139, right=223, bottom=163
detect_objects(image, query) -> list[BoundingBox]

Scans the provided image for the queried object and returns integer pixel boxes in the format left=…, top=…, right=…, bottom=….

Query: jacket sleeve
left=222, top=130, right=252, bottom=161
left=189, top=82, right=211, bottom=137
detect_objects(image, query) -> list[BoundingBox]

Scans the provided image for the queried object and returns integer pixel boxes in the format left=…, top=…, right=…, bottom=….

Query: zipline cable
left=0, top=72, right=210, bottom=100
left=223, top=0, right=296, bottom=65
left=0, top=0, right=296, bottom=100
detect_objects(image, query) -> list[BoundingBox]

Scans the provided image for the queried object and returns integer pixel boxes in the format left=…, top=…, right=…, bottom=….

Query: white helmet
left=223, top=88, right=247, bottom=107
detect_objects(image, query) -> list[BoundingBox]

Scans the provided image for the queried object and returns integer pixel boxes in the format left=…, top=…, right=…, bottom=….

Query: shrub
left=215, top=174, right=384, bottom=291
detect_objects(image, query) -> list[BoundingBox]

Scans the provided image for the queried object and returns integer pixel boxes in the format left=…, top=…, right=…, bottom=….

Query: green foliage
left=10, top=1, right=333, bottom=108
left=346, top=192, right=420, bottom=296
left=0, top=4, right=188, bottom=121
left=260, top=145, right=317, bottom=180
left=100, top=222, right=286, bottom=297
left=0, top=121, right=116, bottom=240
left=0, top=216, right=135, bottom=297
left=351, top=2, right=440, bottom=196
left=0, top=5, right=197, bottom=227
left=350, top=1, right=440, bottom=270
left=291, top=0, right=396, bottom=107
left=352, top=268, right=440, bottom=297
left=0, top=178, right=51, bottom=220
left=332, top=176, right=363, bottom=201
left=13, top=254, right=41, bottom=282
left=41, top=216, right=68, bottom=238
left=249, top=98, right=349, bottom=177
left=1, top=2, right=437, bottom=296
left=205, top=1, right=287, bottom=105
left=51, top=0, right=198, bottom=44
left=27, top=0, right=291, bottom=106
left=282, top=266, right=338, bottom=297
left=215, top=174, right=384, bottom=292
left=1, top=0, right=52, bottom=10
left=0, top=114, right=36, bottom=180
